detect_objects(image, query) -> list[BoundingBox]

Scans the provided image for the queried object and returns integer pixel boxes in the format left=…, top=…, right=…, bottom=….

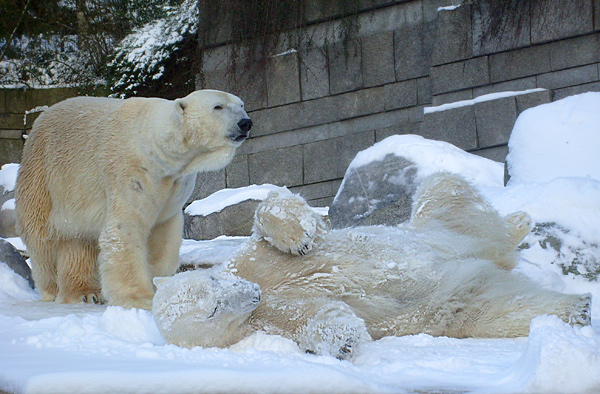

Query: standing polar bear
left=153, top=173, right=591, bottom=359
left=16, top=90, right=252, bottom=310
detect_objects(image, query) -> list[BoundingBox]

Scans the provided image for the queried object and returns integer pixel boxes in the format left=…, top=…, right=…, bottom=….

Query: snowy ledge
left=424, top=88, right=547, bottom=114
left=185, top=184, right=289, bottom=217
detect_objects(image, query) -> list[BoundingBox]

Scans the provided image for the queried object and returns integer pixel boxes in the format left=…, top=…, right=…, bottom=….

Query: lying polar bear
left=153, top=173, right=591, bottom=359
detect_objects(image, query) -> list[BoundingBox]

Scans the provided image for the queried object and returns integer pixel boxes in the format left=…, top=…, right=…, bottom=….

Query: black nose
left=237, top=118, right=253, bottom=133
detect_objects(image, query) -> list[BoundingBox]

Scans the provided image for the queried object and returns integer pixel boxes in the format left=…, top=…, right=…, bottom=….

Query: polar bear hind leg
left=56, top=238, right=103, bottom=304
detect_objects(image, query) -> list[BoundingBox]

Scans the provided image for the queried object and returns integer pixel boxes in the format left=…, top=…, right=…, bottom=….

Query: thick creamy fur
left=16, top=90, right=249, bottom=309
left=154, top=173, right=591, bottom=359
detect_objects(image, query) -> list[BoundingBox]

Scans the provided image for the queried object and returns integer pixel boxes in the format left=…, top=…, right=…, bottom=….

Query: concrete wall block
left=290, top=180, right=338, bottom=202
left=432, top=89, right=473, bottom=106
left=431, top=56, right=489, bottom=94
left=431, top=4, right=472, bottom=65
left=384, top=79, right=418, bottom=111
left=5, top=89, right=27, bottom=113
left=553, top=81, right=600, bottom=100
left=329, top=40, right=364, bottom=95
left=248, top=145, right=303, bottom=187
left=300, top=46, right=329, bottom=100
left=375, top=121, right=421, bottom=142
left=472, top=2, right=531, bottom=56
left=187, top=170, right=226, bottom=204
left=362, top=32, right=395, bottom=87
left=470, top=145, right=508, bottom=164
left=473, top=77, right=537, bottom=98
left=420, top=105, right=477, bottom=150
left=537, top=64, right=599, bottom=90
left=489, top=45, right=551, bottom=83
left=531, top=0, right=594, bottom=44
left=596, top=0, right=600, bottom=30
left=27, top=87, right=78, bottom=109
left=359, top=3, right=408, bottom=36
left=0, top=139, right=23, bottom=166
left=0, top=90, right=6, bottom=113
left=394, top=21, right=436, bottom=81
left=226, top=155, right=250, bottom=188
left=416, top=77, right=432, bottom=105
left=549, top=33, right=600, bottom=71
left=266, top=51, right=301, bottom=107
left=516, top=89, right=552, bottom=115
left=0, top=113, right=24, bottom=130
left=303, top=131, right=374, bottom=184
left=475, top=96, right=517, bottom=148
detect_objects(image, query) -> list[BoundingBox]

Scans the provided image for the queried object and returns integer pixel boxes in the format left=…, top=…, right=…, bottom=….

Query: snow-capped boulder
left=0, top=239, right=33, bottom=288
left=184, top=184, right=291, bottom=240
left=329, top=135, right=503, bottom=229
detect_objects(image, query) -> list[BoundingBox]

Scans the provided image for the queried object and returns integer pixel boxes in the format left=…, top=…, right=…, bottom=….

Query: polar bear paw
left=569, top=293, right=592, bottom=327
left=254, top=192, right=327, bottom=256
left=504, top=211, right=533, bottom=246
left=297, top=302, right=370, bottom=360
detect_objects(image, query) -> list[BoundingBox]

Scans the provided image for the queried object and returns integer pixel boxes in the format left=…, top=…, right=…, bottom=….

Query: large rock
left=183, top=184, right=289, bottom=240
left=329, top=154, right=419, bottom=229
left=0, top=238, right=33, bottom=288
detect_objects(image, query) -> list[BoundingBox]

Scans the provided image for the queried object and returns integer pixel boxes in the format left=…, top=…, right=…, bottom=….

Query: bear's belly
left=49, top=198, right=107, bottom=238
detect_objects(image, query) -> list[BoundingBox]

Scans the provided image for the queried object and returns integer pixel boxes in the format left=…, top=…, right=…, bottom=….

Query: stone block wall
left=0, top=88, right=79, bottom=166
left=196, top=0, right=600, bottom=207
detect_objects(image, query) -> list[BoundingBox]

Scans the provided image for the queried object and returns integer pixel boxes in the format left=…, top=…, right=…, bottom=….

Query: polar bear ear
left=175, top=99, right=187, bottom=115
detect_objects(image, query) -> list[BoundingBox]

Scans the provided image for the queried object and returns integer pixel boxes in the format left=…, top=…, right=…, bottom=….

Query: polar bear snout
left=231, top=118, right=252, bottom=142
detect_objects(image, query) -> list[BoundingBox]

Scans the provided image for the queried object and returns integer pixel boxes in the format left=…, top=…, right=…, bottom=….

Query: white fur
left=16, top=90, right=249, bottom=309
left=154, top=173, right=591, bottom=359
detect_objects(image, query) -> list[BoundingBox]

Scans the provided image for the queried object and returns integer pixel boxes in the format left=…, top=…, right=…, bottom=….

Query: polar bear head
left=174, top=89, right=252, bottom=149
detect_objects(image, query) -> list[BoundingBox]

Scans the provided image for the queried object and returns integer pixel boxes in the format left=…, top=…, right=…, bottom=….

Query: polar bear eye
left=214, top=105, right=223, bottom=110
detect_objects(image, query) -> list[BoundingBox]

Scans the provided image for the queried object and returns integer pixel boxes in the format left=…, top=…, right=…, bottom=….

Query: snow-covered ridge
left=424, top=88, right=547, bottom=114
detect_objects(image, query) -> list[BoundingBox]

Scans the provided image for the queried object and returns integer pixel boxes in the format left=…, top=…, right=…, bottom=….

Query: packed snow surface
left=185, top=185, right=290, bottom=216
left=1, top=93, right=599, bottom=393
left=0, top=163, right=19, bottom=192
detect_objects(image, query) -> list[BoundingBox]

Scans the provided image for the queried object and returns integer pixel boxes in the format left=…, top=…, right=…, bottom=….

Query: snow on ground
left=1, top=93, right=600, bottom=393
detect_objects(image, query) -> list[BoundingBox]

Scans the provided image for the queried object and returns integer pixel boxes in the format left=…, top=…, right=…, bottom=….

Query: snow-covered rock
left=329, top=134, right=503, bottom=228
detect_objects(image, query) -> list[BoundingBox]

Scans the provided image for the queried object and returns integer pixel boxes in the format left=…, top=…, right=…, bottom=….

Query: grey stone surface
left=394, top=21, right=435, bottom=81
left=516, top=89, right=552, bottom=115
left=553, top=81, right=600, bottom=100
left=329, top=154, right=419, bottom=229
left=432, top=89, right=473, bottom=106
left=226, top=155, right=249, bottom=188
left=362, top=32, right=395, bottom=87
left=431, top=4, right=472, bottom=65
left=431, top=56, right=489, bottom=94
left=186, top=170, right=226, bottom=205
left=375, top=122, right=421, bottom=142
left=531, top=0, right=594, bottom=44
left=384, top=80, right=418, bottom=110
left=267, top=51, right=301, bottom=107
left=290, top=180, right=339, bottom=202
left=475, top=96, right=518, bottom=148
left=420, top=105, right=478, bottom=151
left=470, top=144, right=508, bottom=164
left=0, top=139, right=23, bottom=167
left=472, top=1, right=531, bottom=56
left=489, top=45, right=552, bottom=83
left=0, top=238, right=33, bottom=288
left=0, top=208, right=17, bottom=238
left=303, top=131, right=374, bottom=184
left=473, top=77, right=537, bottom=98
left=300, top=46, right=329, bottom=100
left=248, top=145, right=303, bottom=187
left=184, top=199, right=259, bottom=240
left=537, top=64, right=599, bottom=90
left=549, top=34, right=600, bottom=71
left=329, top=40, right=363, bottom=95
left=416, top=77, right=432, bottom=105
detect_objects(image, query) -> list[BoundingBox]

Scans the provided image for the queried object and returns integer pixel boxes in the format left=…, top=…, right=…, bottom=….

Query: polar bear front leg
left=148, top=213, right=184, bottom=279
left=98, top=212, right=155, bottom=310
